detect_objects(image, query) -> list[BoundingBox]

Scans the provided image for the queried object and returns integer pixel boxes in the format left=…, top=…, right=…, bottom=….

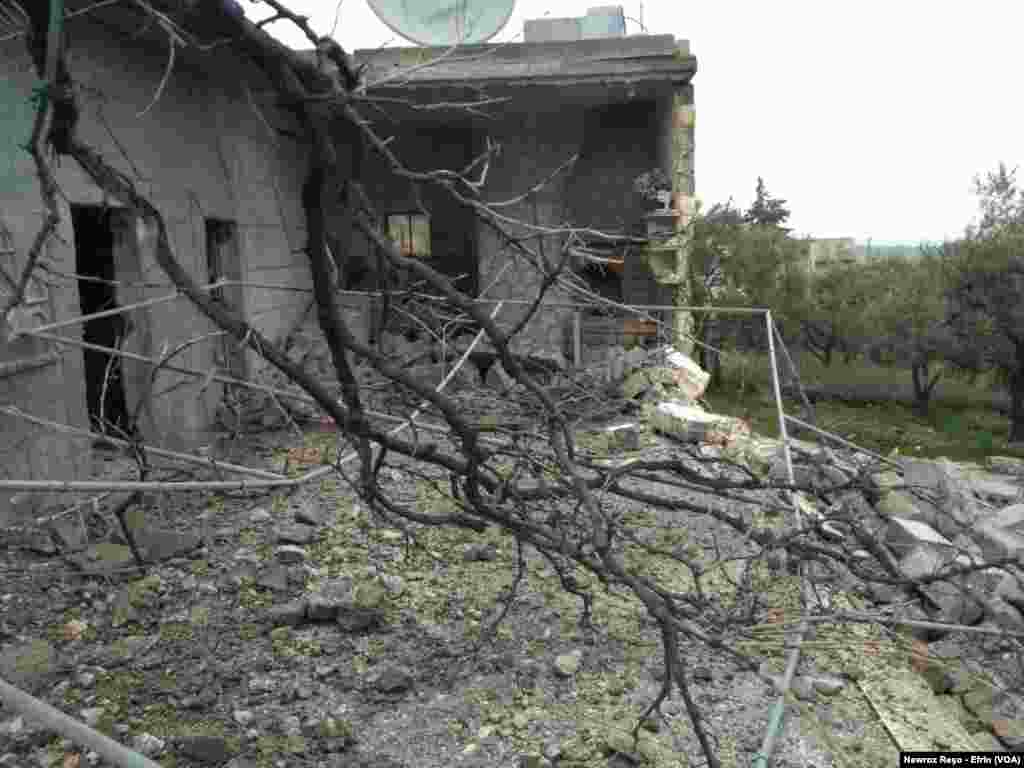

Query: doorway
left=204, top=218, right=245, bottom=379
left=72, top=205, right=133, bottom=441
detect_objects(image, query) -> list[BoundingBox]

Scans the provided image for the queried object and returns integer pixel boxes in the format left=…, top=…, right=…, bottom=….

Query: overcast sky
left=251, top=1, right=1023, bottom=244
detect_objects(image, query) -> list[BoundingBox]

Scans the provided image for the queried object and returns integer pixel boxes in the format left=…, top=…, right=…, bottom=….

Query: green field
left=703, top=350, right=1024, bottom=463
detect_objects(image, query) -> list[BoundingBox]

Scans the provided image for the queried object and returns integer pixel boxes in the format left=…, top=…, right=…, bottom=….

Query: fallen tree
left=8, top=1, right=1024, bottom=765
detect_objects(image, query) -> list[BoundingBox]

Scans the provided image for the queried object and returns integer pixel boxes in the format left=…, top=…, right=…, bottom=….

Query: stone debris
left=663, top=346, right=711, bottom=400
left=601, top=422, right=641, bottom=452
left=649, top=401, right=750, bottom=446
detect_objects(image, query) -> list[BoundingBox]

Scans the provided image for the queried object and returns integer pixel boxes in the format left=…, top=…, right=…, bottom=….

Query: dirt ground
left=0, top=419, right=1001, bottom=768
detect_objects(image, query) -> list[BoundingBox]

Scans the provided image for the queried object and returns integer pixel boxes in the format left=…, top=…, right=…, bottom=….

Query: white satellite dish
left=367, top=0, right=515, bottom=46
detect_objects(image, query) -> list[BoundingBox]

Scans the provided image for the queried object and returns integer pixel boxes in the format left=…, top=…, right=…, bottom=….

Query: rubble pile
left=575, top=344, right=1024, bottom=750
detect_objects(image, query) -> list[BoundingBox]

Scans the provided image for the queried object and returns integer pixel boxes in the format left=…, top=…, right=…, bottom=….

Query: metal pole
left=769, top=317, right=816, bottom=425
left=0, top=676, right=163, bottom=768
left=783, top=414, right=903, bottom=470
left=572, top=310, right=582, bottom=367
left=765, top=311, right=795, bottom=487
left=751, top=618, right=808, bottom=768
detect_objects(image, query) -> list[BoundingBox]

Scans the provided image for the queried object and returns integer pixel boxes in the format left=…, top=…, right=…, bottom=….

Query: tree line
left=688, top=166, right=1024, bottom=443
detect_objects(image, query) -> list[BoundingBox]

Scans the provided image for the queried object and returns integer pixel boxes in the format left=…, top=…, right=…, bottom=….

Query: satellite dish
left=367, top=0, right=515, bottom=46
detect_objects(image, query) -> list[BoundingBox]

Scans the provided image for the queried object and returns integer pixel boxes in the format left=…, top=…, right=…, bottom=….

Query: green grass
left=703, top=351, right=1024, bottom=463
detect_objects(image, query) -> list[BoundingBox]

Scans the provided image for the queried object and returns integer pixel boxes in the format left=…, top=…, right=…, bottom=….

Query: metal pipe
left=752, top=618, right=809, bottom=768
left=783, top=414, right=903, bottom=470
left=219, top=282, right=771, bottom=314
left=0, top=675, right=163, bottom=768
left=769, top=317, right=816, bottom=424
left=754, top=310, right=811, bottom=768
left=765, top=311, right=795, bottom=488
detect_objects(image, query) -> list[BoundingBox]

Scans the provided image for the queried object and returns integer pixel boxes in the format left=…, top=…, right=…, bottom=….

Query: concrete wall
left=0, top=20, right=311, bottom=521
left=473, top=99, right=670, bottom=358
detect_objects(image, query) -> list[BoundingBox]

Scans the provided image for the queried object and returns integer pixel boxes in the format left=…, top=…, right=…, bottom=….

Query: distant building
left=804, top=237, right=861, bottom=274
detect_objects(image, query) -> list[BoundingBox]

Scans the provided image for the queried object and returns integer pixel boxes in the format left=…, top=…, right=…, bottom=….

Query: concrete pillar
left=652, top=82, right=697, bottom=356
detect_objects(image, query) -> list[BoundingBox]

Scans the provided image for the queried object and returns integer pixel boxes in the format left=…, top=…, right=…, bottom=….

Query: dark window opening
left=387, top=213, right=431, bottom=259
left=72, top=205, right=133, bottom=440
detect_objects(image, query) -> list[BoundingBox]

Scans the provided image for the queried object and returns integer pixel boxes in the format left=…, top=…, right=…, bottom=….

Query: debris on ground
left=2, top=343, right=1023, bottom=768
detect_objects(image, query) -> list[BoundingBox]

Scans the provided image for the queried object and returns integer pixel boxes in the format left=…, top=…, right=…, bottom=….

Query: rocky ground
left=3, top=347, right=1024, bottom=768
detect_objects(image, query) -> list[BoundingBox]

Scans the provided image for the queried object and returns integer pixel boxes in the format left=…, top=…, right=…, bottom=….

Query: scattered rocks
left=552, top=650, right=582, bottom=678
left=276, top=523, right=318, bottom=546
left=275, top=544, right=308, bottom=564
left=80, top=707, right=104, bottom=727
left=132, top=732, right=165, bottom=757
left=295, top=499, right=330, bottom=527
left=136, top=528, right=202, bottom=563
left=463, top=542, right=498, bottom=562
left=808, top=675, right=846, bottom=696
left=600, top=422, right=641, bottom=452
left=372, top=665, right=413, bottom=695
left=176, top=734, right=232, bottom=764
left=248, top=507, right=272, bottom=524
left=47, top=518, right=89, bottom=553
left=267, top=600, right=307, bottom=627
left=256, top=564, right=290, bottom=592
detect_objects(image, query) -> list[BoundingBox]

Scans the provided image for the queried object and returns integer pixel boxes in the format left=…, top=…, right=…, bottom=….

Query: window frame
left=386, top=212, right=432, bottom=259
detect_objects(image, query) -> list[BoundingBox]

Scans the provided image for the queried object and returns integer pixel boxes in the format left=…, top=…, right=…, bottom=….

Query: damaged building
left=0, top=2, right=696, bottom=524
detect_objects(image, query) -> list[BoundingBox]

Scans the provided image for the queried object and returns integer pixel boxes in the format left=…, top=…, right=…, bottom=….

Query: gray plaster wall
left=0, top=21, right=312, bottom=522
left=474, top=97, right=672, bottom=358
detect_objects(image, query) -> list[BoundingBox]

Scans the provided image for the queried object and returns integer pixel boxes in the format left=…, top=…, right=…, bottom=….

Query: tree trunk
left=1009, top=343, right=1024, bottom=443
left=911, top=361, right=931, bottom=418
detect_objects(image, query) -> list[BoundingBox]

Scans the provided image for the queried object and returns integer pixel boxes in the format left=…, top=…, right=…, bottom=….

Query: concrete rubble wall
left=0, top=20, right=312, bottom=522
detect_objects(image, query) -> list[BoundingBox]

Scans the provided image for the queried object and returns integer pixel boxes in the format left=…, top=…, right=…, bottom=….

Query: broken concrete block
left=899, top=543, right=960, bottom=578
left=885, top=518, right=956, bottom=559
left=649, top=401, right=750, bottom=446
left=902, top=459, right=979, bottom=537
left=972, top=521, right=1024, bottom=564
left=988, top=503, right=1024, bottom=535
left=663, top=346, right=710, bottom=401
